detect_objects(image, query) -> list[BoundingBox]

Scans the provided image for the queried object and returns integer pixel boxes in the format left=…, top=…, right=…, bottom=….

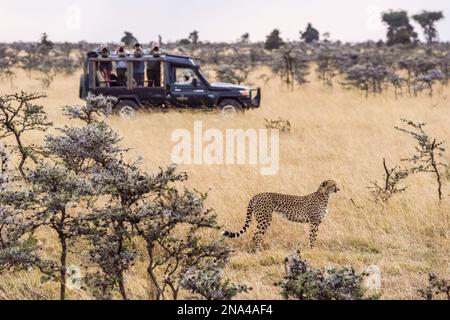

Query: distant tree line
left=0, top=8, right=447, bottom=95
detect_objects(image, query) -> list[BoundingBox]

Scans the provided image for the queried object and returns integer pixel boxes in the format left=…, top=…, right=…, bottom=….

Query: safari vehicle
left=79, top=50, right=261, bottom=116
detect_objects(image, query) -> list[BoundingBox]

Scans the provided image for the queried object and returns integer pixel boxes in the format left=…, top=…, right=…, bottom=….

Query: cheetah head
left=318, top=180, right=340, bottom=195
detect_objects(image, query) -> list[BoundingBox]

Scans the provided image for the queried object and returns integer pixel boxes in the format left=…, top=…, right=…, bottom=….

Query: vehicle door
left=168, top=66, right=210, bottom=108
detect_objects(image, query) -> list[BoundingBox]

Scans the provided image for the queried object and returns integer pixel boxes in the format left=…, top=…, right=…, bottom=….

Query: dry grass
left=0, top=67, right=449, bottom=300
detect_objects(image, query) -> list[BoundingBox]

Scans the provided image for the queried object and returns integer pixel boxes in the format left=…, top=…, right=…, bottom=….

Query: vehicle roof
left=87, top=51, right=197, bottom=67
left=164, top=54, right=197, bottom=67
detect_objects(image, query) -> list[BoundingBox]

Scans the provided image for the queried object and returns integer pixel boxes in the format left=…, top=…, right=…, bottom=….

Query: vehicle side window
left=174, top=68, right=204, bottom=87
left=94, top=60, right=128, bottom=88
left=146, top=60, right=163, bottom=88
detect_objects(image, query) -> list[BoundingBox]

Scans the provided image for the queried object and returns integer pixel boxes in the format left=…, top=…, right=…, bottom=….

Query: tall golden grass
left=0, top=67, right=449, bottom=300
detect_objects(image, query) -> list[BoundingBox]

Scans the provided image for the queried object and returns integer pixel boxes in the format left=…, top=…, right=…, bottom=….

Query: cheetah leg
left=309, top=222, right=320, bottom=249
left=252, top=210, right=272, bottom=252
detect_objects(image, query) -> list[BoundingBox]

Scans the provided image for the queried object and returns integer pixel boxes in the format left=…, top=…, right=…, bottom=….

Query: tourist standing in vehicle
left=95, top=62, right=107, bottom=87
left=150, top=42, right=161, bottom=57
left=116, top=42, right=128, bottom=86
left=133, top=43, right=145, bottom=87
left=98, top=44, right=112, bottom=86
left=147, top=42, right=161, bottom=87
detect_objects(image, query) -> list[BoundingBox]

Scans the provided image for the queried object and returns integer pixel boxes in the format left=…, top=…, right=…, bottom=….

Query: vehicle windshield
left=197, top=69, right=210, bottom=84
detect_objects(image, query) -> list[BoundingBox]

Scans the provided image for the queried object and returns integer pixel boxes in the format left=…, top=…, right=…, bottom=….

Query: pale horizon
left=1, top=0, right=450, bottom=44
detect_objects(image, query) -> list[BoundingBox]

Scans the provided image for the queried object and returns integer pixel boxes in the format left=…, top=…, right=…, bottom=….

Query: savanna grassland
left=0, top=65, right=449, bottom=300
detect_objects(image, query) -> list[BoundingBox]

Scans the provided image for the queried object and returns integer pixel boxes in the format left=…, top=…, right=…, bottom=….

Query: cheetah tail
left=222, top=202, right=253, bottom=238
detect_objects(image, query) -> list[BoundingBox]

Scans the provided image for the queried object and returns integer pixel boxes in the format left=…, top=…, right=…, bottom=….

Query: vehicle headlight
left=239, top=90, right=250, bottom=97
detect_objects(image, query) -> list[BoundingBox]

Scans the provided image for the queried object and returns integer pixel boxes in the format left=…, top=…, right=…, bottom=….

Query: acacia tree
left=133, top=186, right=241, bottom=300
left=84, top=161, right=186, bottom=300
left=0, top=203, right=57, bottom=290
left=0, top=91, right=247, bottom=300
left=50, top=96, right=245, bottom=300
left=0, top=161, right=93, bottom=300
left=37, top=33, right=53, bottom=55
left=73, top=138, right=243, bottom=300
left=34, top=33, right=79, bottom=88
left=395, top=119, right=447, bottom=201
left=35, top=54, right=79, bottom=88
left=369, top=158, right=411, bottom=203
left=0, top=47, right=17, bottom=86
left=300, top=23, right=320, bottom=43
left=216, top=63, right=249, bottom=85
left=121, top=31, right=138, bottom=47
left=46, top=106, right=133, bottom=299
left=272, top=45, right=310, bottom=89
left=342, top=64, right=389, bottom=97
left=398, top=52, right=442, bottom=95
left=0, top=92, right=52, bottom=178
left=189, top=30, right=200, bottom=46
left=20, top=44, right=41, bottom=78
left=18, top=36, right=80, bottom=88
left=45, top=119, right=133, bottom=299
left=0, top=93, right=121, bottom=300
left=382, top=10, right=418, bottom=46
left=239, top=33, right=250, bottom=44
left=315, top=44, right=340, bottom=86
left=1, top=121, right=111, bottom=301
left=214, top=47, right=251, bottom=85
left=178, top=38, right=191, bottom=46
left=265, top=29, right=285, bottom=50
left=412, top=11, right=445, bottom=44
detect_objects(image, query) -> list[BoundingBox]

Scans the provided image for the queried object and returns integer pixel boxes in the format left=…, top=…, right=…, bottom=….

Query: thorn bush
left=276, top=250, right=378, bottom=300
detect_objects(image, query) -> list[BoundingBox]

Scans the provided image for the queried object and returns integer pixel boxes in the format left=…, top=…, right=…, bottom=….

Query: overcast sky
left=1, top=0, right=449, bottom=43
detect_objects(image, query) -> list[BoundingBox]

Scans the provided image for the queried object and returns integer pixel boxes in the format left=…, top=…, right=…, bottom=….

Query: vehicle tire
left=219, top=99, right=243, bottom=117
left=114, top=100, right=140, bottom=118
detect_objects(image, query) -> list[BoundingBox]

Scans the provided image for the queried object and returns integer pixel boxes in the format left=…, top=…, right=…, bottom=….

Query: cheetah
left=223, top=180, right=340, bottom=251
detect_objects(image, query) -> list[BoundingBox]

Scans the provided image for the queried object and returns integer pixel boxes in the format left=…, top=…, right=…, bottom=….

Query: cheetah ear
left=322, top=181, right=327, bottom=187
